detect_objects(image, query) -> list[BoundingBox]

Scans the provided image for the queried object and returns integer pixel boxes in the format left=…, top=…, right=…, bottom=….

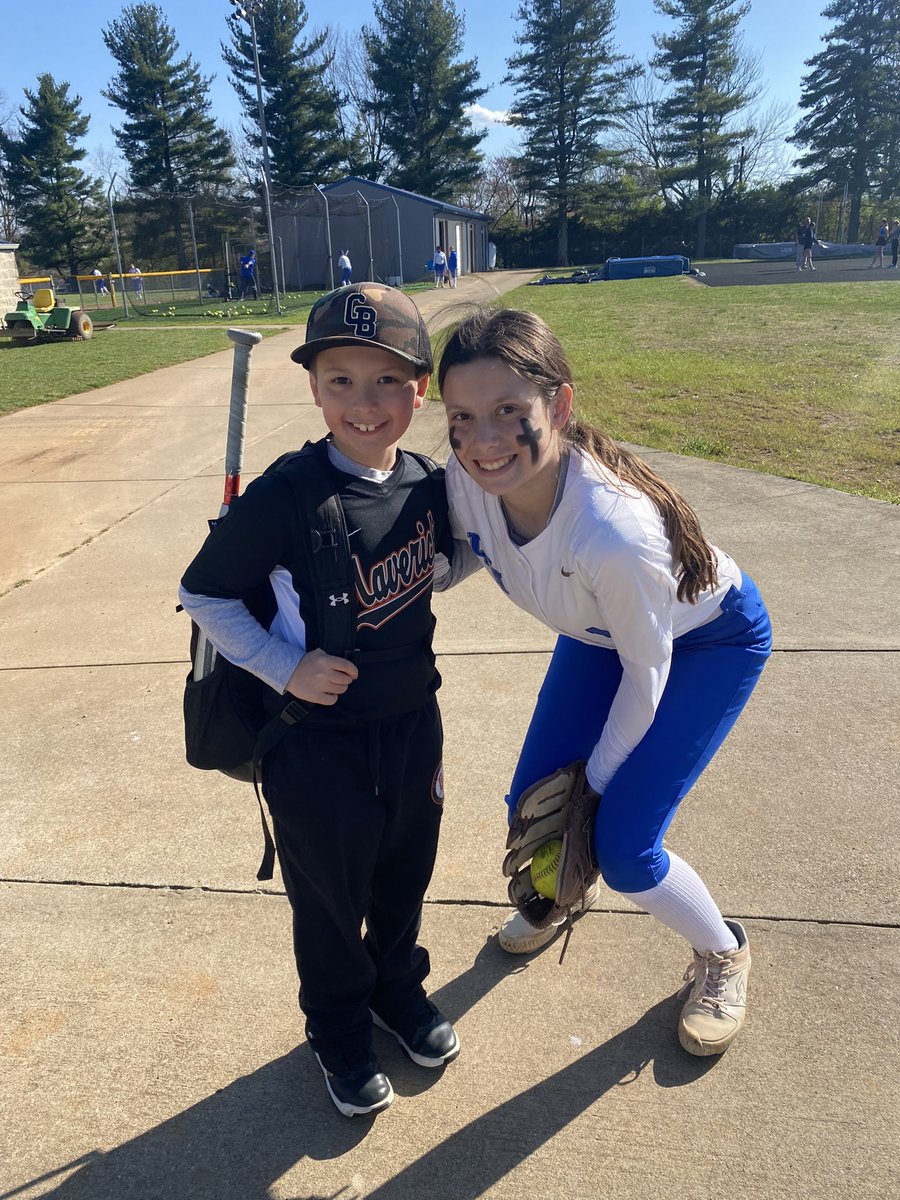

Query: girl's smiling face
left=441, top=356, right=572, bottom=501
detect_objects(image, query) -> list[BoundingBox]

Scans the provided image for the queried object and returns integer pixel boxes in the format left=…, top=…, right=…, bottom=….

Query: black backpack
left=181, top=439, right=437, bottom=879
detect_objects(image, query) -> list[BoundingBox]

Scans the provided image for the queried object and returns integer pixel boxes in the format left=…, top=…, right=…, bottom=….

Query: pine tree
left=788, top=0, right=894, bottom=241
left=875, top=43, right=900, bottom=203
left=102, top=3, right=235, bottom=264
left=223, top=0, right=346, bottom=191
left=506, top=0, right=636, bottom=267
left=364, top=0, right=487, bottom=200
left=652, top=0, right=755, bottom=258
left=0, top=74, right=108, bottom=274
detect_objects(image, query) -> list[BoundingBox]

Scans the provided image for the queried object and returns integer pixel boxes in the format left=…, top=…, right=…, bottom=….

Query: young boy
left=180, top=284, right=460, bottom=1117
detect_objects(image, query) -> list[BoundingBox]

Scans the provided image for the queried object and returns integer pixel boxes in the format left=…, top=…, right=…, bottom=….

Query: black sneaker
left=313, top=1051, right=394, bottom=1117
left=371, top=1001, right=460, bottom=1068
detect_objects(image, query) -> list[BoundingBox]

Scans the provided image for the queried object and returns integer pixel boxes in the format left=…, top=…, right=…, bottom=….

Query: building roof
left=323, top=177, right=488, bottom=221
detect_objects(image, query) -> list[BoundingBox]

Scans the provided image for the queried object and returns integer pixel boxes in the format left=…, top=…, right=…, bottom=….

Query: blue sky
left=1, top=0, right=831, bottom=167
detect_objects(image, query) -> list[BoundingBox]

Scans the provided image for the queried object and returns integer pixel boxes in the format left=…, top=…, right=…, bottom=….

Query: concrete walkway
left=1, top=272, right=897, bottom=1200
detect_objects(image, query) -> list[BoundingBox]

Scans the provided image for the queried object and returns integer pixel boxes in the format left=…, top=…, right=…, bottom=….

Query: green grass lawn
left=52, top=282, right=435, bottom=327
left=0, top=282, right=438, bottom=414
left=3, top=274, right=898, bottom=501
left=57, top=287, right=318, bottom=327
left=0, top=328, right=264, bottom=413
left=472, top=276, right=900, bottom=503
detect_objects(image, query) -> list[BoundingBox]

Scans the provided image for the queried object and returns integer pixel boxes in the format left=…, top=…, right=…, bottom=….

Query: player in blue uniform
left=439, top=307, right=772, bottom=1056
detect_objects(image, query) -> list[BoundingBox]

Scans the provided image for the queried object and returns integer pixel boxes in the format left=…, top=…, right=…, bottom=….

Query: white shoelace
left=683, top=949, right=733, bottom=1011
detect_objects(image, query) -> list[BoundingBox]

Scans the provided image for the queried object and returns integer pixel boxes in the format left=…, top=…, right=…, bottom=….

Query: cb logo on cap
left=344, top=293, right=377, bottom=339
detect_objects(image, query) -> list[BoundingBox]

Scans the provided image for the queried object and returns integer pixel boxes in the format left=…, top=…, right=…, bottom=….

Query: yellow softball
left=530, top=839, right=563, bottom=899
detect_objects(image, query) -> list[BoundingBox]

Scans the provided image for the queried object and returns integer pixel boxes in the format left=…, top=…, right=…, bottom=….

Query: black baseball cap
left=291, top=283, right=433, bottom=373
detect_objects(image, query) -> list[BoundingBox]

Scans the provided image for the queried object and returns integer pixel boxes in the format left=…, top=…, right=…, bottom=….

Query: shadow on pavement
left=364, top=991, right=714, bottom=1200
left=18, top=938, right=714, bottom=1200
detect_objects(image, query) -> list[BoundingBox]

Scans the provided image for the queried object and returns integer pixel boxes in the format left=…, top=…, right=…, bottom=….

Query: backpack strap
left=248, top=439, right=357, bottom=880
left=248, top=443, right=438, bottom=880
left=405, top=449, right=441, bottom=479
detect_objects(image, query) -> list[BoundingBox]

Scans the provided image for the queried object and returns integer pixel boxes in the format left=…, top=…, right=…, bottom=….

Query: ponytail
left=566, top=419, right=717, bottom=602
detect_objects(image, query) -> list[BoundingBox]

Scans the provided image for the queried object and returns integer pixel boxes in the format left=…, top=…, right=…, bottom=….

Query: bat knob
left=227, top=328, right=263, bottom=347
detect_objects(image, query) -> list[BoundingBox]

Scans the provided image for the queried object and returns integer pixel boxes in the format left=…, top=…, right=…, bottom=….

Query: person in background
left=433, top=246, right=447, bottom=289
left=129, top=264, right=143, bottom=299
left=870, top=219, right=888, bottom=269
left=799, top=217, right=818, bottom=271
left=239, top=249, right=259, bottom=300
left=793, top=221, right=805, bottom=270
left=92, top=267, right=109, bottom=295
left=338, top=249, right=352, bottom=286
left=888, top=219, right=899, bottom=269
left=447, top=246, right=458, bottom=288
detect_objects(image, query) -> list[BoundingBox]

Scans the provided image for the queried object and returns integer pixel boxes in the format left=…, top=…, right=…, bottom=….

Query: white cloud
left=464, top=104, right=515, bottom=127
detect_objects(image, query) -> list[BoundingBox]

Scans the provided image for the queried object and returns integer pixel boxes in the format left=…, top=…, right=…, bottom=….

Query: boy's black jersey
left=181, top=443, right=452, bottom=724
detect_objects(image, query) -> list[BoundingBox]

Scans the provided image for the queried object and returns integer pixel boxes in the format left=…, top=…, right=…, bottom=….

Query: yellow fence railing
left=72, top=268, right=215, bottom=310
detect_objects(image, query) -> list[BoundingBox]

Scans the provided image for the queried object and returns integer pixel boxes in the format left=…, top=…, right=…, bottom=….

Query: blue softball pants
left=508, top=575, right=772, bottom=893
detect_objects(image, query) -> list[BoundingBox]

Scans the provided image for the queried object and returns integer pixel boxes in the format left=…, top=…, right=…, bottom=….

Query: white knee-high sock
left=619, top=850, right=738, bottom=954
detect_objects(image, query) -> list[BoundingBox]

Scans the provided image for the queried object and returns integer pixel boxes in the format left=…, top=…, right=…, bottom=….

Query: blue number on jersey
left=467, top=533, right=508, bottom=593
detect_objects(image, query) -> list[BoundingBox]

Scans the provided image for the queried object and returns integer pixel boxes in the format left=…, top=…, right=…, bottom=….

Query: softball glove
left=502, top=760, right=601, bottom=951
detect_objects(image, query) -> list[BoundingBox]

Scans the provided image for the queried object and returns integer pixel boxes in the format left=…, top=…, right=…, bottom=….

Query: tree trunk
left=556, top=201, right=568, bottom=267
left=695, top=207, right=707, bottom=259
left=172, top=200, right=187, bottom=269
left=848, top=192, right=861, bottom=244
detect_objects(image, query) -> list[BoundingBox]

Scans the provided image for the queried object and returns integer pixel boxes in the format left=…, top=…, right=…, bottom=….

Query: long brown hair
left=438, top=307, right=717, bottom=603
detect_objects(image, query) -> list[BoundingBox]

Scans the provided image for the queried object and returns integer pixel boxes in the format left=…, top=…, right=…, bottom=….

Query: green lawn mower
left=1, top=287, right=94, bottom=344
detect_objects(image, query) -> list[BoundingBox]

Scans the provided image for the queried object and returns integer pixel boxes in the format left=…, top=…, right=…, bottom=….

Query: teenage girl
left=870, top=220, right=888, bottom=268
left=438, top=308, right=772, bottom=1056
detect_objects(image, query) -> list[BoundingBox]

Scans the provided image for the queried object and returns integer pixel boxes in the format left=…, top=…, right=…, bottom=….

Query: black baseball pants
left=262, top=698, right=444, bottom=1074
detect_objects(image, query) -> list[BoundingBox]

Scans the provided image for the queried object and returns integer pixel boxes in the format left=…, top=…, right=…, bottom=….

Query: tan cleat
left=678, top=919, right=751, bottom=1056
left=497, top=879, right=602, bottom=954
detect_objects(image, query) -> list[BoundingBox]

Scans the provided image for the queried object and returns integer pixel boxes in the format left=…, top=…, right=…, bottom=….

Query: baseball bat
left=221, top=327, right=263, bottom=514
left=193, top=327, right=263, bottom=680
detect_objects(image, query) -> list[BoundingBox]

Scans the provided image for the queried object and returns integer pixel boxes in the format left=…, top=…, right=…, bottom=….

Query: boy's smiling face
left=308, top=345, right=428, bottom=472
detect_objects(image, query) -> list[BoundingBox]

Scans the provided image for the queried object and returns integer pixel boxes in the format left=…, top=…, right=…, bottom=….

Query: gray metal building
left=273, top=177, right=490, bottom=291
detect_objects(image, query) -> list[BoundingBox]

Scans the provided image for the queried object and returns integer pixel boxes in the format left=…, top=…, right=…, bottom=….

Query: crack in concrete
left=2, top=647, right=899, bottom=673
left=1, top=876, right=897, bottom=931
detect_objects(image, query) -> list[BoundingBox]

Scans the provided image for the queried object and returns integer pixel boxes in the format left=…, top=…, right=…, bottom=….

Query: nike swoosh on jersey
left=586, top=626, right=611, bottom=638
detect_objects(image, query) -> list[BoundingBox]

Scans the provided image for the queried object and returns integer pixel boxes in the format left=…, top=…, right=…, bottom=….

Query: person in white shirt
left=439, top=307, right=771, bottom=1057
left=338, top=250, right=352, bottom=286
left=433, top=247, right=447, bottom=288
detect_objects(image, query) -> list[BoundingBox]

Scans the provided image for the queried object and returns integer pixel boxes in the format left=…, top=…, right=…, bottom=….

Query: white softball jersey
left=445, top=448, right=742, bottom=792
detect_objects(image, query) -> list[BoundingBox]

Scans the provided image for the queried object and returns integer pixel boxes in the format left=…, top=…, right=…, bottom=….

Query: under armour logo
left=329, top=593, right=350, bottom=606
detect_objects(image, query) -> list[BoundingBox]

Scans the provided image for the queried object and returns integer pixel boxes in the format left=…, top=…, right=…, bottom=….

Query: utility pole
left=229, top=0, right=282, bottom=314
left=106, top=174, right=129, bottom=319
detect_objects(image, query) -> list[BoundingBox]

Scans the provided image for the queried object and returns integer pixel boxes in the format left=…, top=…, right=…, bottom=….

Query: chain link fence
left=71, top=269, right=217, bottom=312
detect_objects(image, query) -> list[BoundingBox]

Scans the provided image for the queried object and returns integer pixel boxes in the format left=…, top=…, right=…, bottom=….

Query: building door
left=452, top=222, right=463, bottom=275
